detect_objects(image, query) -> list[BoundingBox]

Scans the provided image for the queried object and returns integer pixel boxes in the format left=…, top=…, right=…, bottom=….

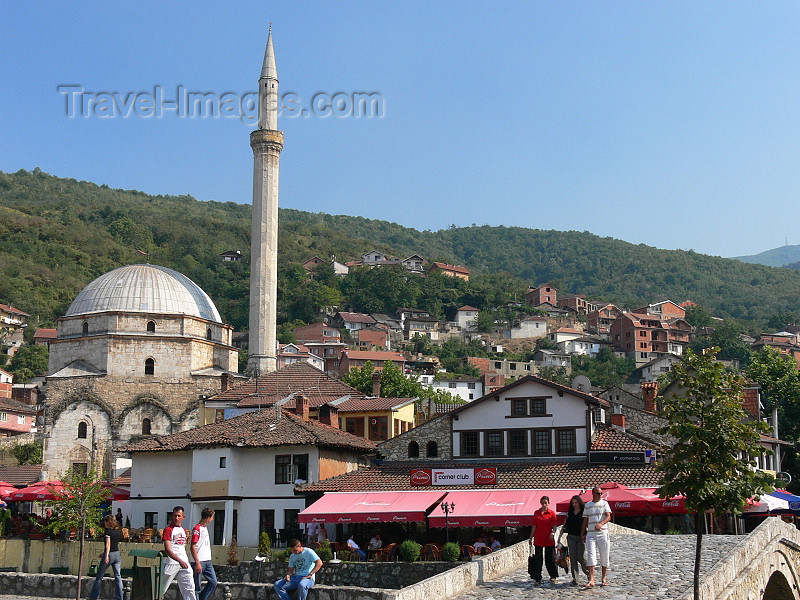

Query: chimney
left=318, top=404, right=339, bottom=429
left=641, top=382, right=658, bottom=413
left=610, top=413, right=626, bottom=430
left=372, top=372, right=381, bottom=397
left=294, top=394, right=309, bottom=421
left=221, top=373, right=230, bottom=392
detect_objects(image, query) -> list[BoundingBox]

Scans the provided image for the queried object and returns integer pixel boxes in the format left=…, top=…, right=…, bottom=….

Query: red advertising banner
left=410, top=467, right=496, bottom=486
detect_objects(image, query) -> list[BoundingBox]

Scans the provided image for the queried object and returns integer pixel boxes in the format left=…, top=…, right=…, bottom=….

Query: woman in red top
left=528, top=496, right=559, bottom=585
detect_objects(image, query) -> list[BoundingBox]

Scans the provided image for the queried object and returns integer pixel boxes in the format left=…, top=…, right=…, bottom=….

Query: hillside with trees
left=3, top=169, right=800, bottom=332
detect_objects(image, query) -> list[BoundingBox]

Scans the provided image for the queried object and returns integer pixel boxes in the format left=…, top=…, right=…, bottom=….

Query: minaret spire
left=247, top=26, right=284, bottom=376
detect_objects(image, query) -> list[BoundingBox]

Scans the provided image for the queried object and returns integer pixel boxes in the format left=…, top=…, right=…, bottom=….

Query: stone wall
left=216, top=559, right=455, bottom=589
left=378, top=415, right=453, bottom=461
left=618, top=404, right=675, bottom=447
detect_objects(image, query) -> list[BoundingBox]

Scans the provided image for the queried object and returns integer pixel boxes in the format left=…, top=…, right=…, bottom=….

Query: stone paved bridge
left=0, top=520, right=796, bottom=600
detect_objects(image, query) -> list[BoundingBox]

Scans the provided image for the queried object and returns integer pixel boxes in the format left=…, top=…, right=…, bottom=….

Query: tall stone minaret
left=247, top=25, right=283, bottom=376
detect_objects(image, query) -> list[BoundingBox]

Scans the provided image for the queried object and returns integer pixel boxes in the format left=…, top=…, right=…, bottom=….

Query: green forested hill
left=2, top=168, right=800, bottom=331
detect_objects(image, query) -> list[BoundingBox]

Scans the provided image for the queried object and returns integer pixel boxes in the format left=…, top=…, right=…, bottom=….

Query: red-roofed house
left=338, top=350, right=406, bottom=376
left=428, top=262, right=470, bottom=281
left=631, top=300, right=686, bottom=321
left=276, top=343, right=325, bottom=371
left=587, top=303, right=622, bottom=336
left=33, top=328, right=57, bottom=347
left=328, top=311, right=376, bottom=333
left=0, top=369, right=36, bottom=436
left=293, top=322, right=341, bottom=344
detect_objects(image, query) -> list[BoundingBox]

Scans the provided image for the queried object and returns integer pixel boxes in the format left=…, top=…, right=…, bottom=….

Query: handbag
left=88, top=560, right=99, bottom=576
left=527, top=545, right=536, bottom=579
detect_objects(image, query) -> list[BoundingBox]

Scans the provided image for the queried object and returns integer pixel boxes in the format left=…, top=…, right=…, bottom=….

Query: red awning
left=7, top=481, right=64, bottom=502
left=428, top=489, right=578, bottom=528
left=298, top=491, right=447, bottom=524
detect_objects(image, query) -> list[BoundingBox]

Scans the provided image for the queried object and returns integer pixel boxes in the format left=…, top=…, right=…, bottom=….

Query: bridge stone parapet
left=688, top=518, right=800, bottom=600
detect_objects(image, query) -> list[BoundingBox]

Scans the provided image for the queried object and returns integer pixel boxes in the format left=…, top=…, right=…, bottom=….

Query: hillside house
left=751, top=333, right=800, bottom=367
left=302, top=342, right=347, bottom=375
left=0, top=369, right=36, bottom=437
left=610, top=312, right=691, bottom=364
left=401, top=255, right=425, bottom=273
left=277, top=344, right=325, bottom=371
left=631, top=300, right=686, bottom=321
left=338, top=349, right=406, bottom=376
left=549, top=327, right=585, bottom=345
left=454, top=306, right=479, bottom=329
left=428, top=262, right=470, bottom=281
left=632, top=354, right=682, bottom=383
left=532, top=349, right=571, bottom=367
left=586, top=304, right=622, bottom=336
left=504, top=315, right=547, bottom=339
left=328, top=311, right=376, bottom=334
left=293, top=322, right=341, bottom=344
left=353, top=327, right=389, bottom=349
left=525, top=284, right=557, bottom=306
left=33, top=328, right=57, bottom=347
left=422, top=376, right=483, bottom=402
left=404, top=314, right=439, bottom=341
left=219, top=250, right=242, bottom=262
left=558, top=294, right=599, bottom=315
left=558, top=336, right=605, bottom=357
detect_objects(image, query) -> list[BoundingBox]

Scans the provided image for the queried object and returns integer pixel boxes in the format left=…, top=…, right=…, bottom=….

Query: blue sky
left=2, top=2, right=798, bottom=257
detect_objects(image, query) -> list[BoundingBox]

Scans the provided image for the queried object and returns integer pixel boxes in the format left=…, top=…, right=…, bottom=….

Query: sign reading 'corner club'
left=410, top=467, right=497, bottom=486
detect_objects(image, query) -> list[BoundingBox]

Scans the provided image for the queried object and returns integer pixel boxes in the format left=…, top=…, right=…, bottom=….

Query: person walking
left=162, top=506, right=196, bottom=600
left=274, top=539, right=323, bottom=600
left=88, top=515, right=123, bottom=600
left=582, top=486, right=613, bottom=588
left=191, top=508, right=217, bottom=600
left=559, top=494, right=589, bottom=586
left=528, top=496, right=559, bottom=585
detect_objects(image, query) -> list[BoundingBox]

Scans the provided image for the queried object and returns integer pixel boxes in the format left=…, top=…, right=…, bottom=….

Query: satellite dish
left=572, top=374, right=591, bottom=392
left=776, top=472, right=792, bottom=485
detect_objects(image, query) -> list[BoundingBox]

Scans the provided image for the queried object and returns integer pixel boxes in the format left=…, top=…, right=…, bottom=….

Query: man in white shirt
left=582, top=486, right=612, bottom=588
left=162, top=506, right=196, bottom=600
left=191, top=508, right=217, bottom=600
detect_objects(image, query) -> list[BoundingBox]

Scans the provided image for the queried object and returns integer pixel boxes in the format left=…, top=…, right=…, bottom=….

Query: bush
left=316, top=540, right=333, bottom=562
left=258, top=532, right=271, bottom=556
left=442, top=542, right=460, bottom=562
left=337, top=549, right=352, bottom=561
left=272, top=547, right=292, bottom=562
left=665, top=529, right=682, bottom=535
left=397, top=539, right=421, bottom=562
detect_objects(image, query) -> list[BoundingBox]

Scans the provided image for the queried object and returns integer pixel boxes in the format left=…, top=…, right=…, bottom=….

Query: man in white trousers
left=582, top=486, right=612, bottom=588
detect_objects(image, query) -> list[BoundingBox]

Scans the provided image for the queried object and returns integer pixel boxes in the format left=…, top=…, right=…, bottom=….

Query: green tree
left=689, top=321, right=752, bottom=366
left=746, top=347, right=800, bottom=492
left=474, top=310, right=495, bottom=333
left=684, top=304, right=713, bottom=328
left=378, top=361, right=424, bottom=398
left=341, top=361, right=376, bottom=395
left=12, top=441, right=42, bottom=465
left=6, top=344, right=48, bottom=382
left=536, top=366, right=570, bottom=385
left=656, top=348, right=774, bottom=600
left=570, top=348, right=636, bottom=388
left=42, top=466, right=112, bottom=600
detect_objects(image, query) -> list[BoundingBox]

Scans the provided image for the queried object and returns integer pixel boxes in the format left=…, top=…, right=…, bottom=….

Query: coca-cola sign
left=410, top=469, right=432, bottom=486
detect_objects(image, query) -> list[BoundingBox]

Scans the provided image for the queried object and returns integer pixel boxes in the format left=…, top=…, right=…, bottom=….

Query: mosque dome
left=65, top=264, right=222, bottom=322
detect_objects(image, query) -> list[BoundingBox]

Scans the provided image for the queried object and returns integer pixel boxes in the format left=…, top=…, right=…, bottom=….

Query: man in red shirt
left=528, top=496, right=559, bottom=585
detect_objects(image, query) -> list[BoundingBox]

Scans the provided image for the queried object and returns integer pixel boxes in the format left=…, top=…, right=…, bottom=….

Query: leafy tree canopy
left=6, top=343, right=48, bottom=382
left=12, top=441, right=42, bottom=465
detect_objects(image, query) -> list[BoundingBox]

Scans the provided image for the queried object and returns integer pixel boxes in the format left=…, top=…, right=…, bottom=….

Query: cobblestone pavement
left=453, top=534, right=742, bottom=600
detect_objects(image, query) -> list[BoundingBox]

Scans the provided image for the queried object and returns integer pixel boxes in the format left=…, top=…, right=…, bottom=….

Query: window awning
left=428, top=489, right=577, bottom=528
left=298, top=491, right=447, bottom=524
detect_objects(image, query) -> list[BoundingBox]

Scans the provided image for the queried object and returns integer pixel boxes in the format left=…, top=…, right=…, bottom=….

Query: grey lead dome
left=65, top=264, right=222, bottom=323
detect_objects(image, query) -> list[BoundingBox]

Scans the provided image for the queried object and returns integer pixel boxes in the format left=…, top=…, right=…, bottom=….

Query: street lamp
left=440, top=501, right=455, bottom=544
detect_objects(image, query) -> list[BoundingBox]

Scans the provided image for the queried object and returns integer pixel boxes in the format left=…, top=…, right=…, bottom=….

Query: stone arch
left=117, top=396, right=175, bottom=440
left=175, top=402, right=201, bottom=431
left=408, top=441, right=419, bottom=458
left=763, top=569, right=795, bottom=600
left=426, top=441, right=438, bottom=457
left=49, top=388, right=114, bottom=428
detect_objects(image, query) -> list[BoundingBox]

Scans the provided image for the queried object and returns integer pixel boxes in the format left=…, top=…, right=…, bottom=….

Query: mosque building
left=42, top=264, right=241, bottom=478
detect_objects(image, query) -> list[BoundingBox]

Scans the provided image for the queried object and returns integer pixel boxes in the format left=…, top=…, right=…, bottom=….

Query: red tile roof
left=430, top=262, right=470, bottom=275
left=33, top=328, right=57, bottom=340
left=337, top=312, right=376, bottom=324
left=333, top=397, right=416, bottom=412
left=0, top=398, right=37, bottom=414
left=297, top=460, right=660, bottom=493
left=0, top=303, right=28, bottom=317
left=0, top=464, right=42, bottom=486
left=119, top=407, right=377, bottom=454
left=341, top=350, right=405, bottom=362
left=112, top=467, right=131, bottom=486
left=212, top=362, right=362, bottom=405
left=591, top=424, right=649, bottom=451
left=457, top=306, right=479, bottom=312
